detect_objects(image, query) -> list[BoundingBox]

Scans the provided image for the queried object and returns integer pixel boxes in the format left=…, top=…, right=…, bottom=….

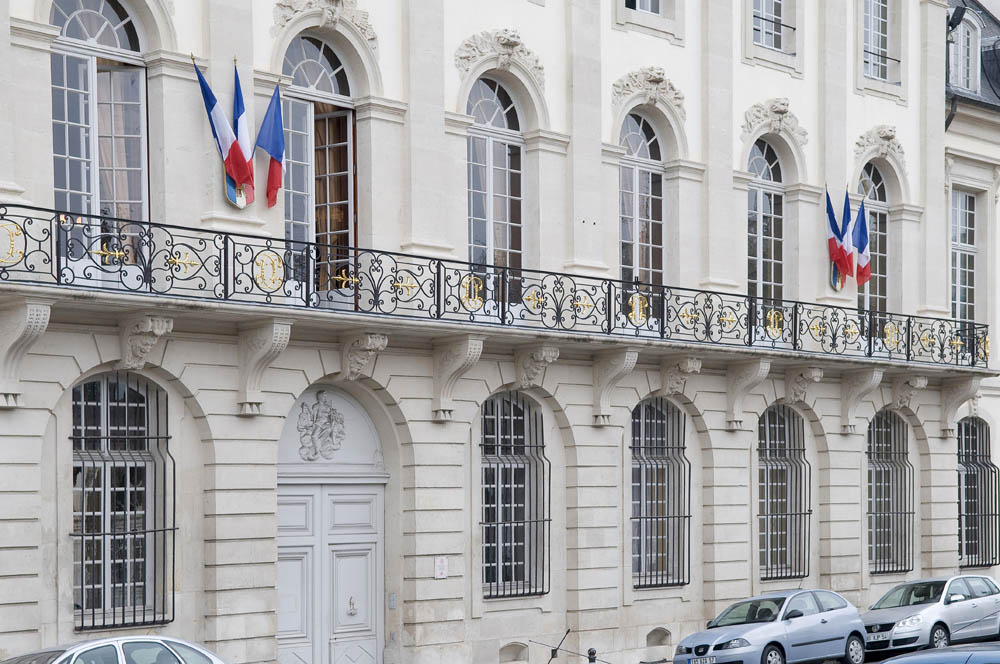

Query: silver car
left=673, top=590, right=867, bottom=664
left=862, top=575, right=1000, bottom=654
left=0, top=637, right=225, bottom=664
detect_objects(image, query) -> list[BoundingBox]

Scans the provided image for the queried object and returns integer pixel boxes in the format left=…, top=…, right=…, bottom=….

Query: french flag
left=194, top=64, right=253, bottom=195
left=839, top=189, right=854, bottom=278
left=231, top=66, right=254, bottom=204
left=853, top=200, right=871, bottom=286
left=254, top=85, right=285, bottom=208
left=825, top=190, right=847, bottom=275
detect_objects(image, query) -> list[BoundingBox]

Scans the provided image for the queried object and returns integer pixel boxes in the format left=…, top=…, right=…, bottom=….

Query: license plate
left=692, top=658, right=716, bottom=664
left=867, top=633, right=890, bottom=642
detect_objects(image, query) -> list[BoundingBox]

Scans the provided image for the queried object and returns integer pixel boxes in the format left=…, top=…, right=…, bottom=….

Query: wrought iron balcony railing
left=0, top=204, right=989, bottom=368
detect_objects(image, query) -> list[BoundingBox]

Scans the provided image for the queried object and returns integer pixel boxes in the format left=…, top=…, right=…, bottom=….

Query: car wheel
left=761, top=644, right=784, bottom=664
left=842, top=634, right=865, bottom=664
left=930, top=624, right=950, bottom=649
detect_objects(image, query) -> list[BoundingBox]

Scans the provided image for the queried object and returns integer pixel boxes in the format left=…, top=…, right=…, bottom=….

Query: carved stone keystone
left=592, top=348, right=639, bottom=426
left=784, top=367, right=823, bottom=405
left=432, top=335, right=484, bottom=422
left=941, top=376, right=982, bottom=436
left=726, top=359, right=771, bottom=430
left=841, top=368, right=883, bottom=433
left=0, top=299, right=53, bottom=408
left=515, top=344, right=559, bottom=389
left=237, top=319, right=292, bottom=417
left=657, top=356, right=702, bottom=396
left=118, top=314, right=173, bottom=370
left=892, top=375, right=928, bottom=410
left=454, top=29, right=545, bottom=90
left=335, top=332, right=388, bottom=382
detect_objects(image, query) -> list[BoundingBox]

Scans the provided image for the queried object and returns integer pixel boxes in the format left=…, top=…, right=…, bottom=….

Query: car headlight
left=715, top=638, right=751, bottom=650
left=675, top=644, right=691, bottom=655
left=896, top=615, right=923, bottom=631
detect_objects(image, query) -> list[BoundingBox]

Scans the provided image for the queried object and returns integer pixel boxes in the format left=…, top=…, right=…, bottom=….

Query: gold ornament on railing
left=979, top=336, right=991, bottom=361
left=919, top=331, right=937, bottom=350
left=167, top=252, right=199, bottom=273
left=950, top=336, right=965, bottom=351
left=883, top=321, right=900, bottom=350
left=809, top=320, right=826, bottom=337
left=718, top=311, right=737, bottom=327
left=460, top=274, right=484, bottom=309
left=0, top=223, right=24, bottom=264
left=628, top=293, right=649, bottom=325
left=392, top=275, right=417, bottom=295
left=572, top=294, right=593, bottom=314
left=765, top=309, right=783, bottom=338
left=679, top=307, right=699, bottom=325
left=844, top=321, right=860, bottom=343
left=254, top=251, right=285, bottom=290
left=92, top=244, right=125, bottom=264
left=332, top=267, right=360, bottom=289
left=522, top=288, right=546, bottom=312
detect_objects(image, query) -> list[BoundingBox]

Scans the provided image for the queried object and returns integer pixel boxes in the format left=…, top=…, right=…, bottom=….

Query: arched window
left=958, top=416, right=999, bottom=568
left=747, top=139, right=784, bottom=304
left=757, top=404, right=810, bottom=580
left=480, top=391, right=549, bottom=598
left=949, top=13, right=981, bottom=93
left=619, top=113, right=664, bottom=291
left=71, top=372, right=174, bottom=629
left=858, top=162, right=889, bottom=316
left=467, top=78, right=523, bottom=292
left=630, top=397, right=690, bottom=588
left=867, top=409, right=913, bottom=574
left=49, top=0, right=146, bottom=221
left=281, top=34, right=355, bottom=291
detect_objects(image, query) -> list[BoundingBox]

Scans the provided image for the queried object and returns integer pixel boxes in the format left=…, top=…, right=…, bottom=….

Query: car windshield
left=711, top=597, right=786, bottom=627
left=872, top=581, right=946, bottom=609
left=0, top=652, right=67, bottom=664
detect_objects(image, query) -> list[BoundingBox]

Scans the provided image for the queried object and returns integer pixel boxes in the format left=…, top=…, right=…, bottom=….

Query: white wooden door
left=277, top=484, right=383, bottom=664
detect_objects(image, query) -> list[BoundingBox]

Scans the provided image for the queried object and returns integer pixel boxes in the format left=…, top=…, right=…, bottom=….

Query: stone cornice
left=10, top=18, right=60, bottom=52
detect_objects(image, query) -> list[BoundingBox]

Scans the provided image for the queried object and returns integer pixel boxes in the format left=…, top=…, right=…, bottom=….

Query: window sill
left=857, top=75, right=907, bottom=105
left=614, top=6, right=683, bottom=44
left=743, top=44, right=803, bottom=78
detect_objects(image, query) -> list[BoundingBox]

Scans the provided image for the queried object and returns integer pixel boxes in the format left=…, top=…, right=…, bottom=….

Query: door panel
left=330, top=545, right=375, bottom=635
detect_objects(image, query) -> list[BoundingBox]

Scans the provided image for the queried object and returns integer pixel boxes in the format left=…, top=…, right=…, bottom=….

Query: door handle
left=821, top=618, right=829, bottom=624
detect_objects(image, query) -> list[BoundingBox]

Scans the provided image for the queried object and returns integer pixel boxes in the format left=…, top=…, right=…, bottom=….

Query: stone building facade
left=0, top=1, right=997, bottom=663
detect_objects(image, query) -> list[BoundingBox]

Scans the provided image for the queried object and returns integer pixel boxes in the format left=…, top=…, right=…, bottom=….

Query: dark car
left=885, top=643, right=1000, bottom=663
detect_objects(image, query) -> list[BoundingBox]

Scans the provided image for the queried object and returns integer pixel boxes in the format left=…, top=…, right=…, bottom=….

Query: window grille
left=481, top=391, right=550, bottom=598
left=753, top=0, right=790, bottom=51
left=747, top=139, right=784, bottom=307
left=958, top=417, right=1000, bottom=568
left=71, top=371, right=175, bottom=630
left=758, top=404, right=811, bottom=580
left=630, top=397, right=691, bottom=588
left=863, top=0, right=891, bottom=81
left=867, top=409, right=913, bottom=574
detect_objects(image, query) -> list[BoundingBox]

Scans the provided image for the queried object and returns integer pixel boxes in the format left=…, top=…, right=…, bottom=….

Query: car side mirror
left=948, top=593, right=966, bottom=604
left=785, top=609, right=804, bottom=620
left=706, top=620, right=713, bottom=628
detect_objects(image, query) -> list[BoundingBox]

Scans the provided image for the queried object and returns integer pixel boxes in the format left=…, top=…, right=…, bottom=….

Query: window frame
left=746, top=139, right=785, bottom=305
left=958, top=416, right=999, bottom=569
left=618, top=113, right=665, bottom=292
left=949, top=15, right=982, bottom=94
left=857, top=163, right=890, bottom=317
left=856, top=0, right=908, bottom=102
left=866, top=409, right=914, bottom=575
left=615, top=0, right=684, bottom=43
left=951, top=187, right=978, bottom=326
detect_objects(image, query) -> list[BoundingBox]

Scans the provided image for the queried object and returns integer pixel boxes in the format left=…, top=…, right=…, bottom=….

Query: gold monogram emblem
left=460, top=274, right=484, bottom=310
left=765, top=309, right=783, bottom=338
left=883, top=322, right=900, bottom=350
left=0, top=223, right=24, bottom=264
left=979, top=336, right=991, bottom=361
left=628, top=293, right=649, bottom=325
left=253, top=251, right=285, bottom=290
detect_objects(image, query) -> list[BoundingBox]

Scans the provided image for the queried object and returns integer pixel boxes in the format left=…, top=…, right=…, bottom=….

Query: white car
left=1, top=637, right=225, bottom=664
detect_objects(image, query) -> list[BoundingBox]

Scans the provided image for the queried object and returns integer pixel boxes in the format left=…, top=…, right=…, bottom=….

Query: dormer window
left=949, top=12, right=982, bottom=93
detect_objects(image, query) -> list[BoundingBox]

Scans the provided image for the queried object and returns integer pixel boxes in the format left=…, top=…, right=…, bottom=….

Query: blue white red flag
left=226, top=66, right=255, bottom=207
left=853, top=200, right=871, bottom=286
left=840, top=189, right=854, bottom=277
left=194, top=63, right=253, bottom=199
left=254, top=85, right=284, bottom=208
left=825, top=189, right=847, bottom=275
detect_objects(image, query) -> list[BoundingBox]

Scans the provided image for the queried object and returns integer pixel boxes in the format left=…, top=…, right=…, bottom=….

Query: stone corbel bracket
left=432, top=335, right=484, bottom=422
left=941, top=376, right=982, bottom=436
left=726, top=359, right=771, bottom=430
left=784, top=367, right=823, bottom=405
left=592, top=347, right=639, bottom=426
left=841, top=368, right=883, bottom=433
left=0, top=299, right=53, bottom=408
left=892, top=374, right=928, bottom=411
left=657, top=356, right=702, bottom=397
left=118, top=313, right=173, bottom=370
left=515, top=344, right=559, bottom=390
left=237, top=319, right=292, bottom=417
left=335, top=332, right=388, bottom=382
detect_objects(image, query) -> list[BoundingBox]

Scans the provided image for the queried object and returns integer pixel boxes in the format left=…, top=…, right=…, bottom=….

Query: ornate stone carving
left=515, top=344, right=559, bottom=389
left=658, top=356, right=701, bottom=396
left=611, top=66, right=686, bottom=119
left=296, top=391, right=346, bottom=461
left=854, top=125, right=906, bottom=172
left=0, top=299, right=52, bottom=408
left=432, top=335, right=484, bottom=421
left=892, top=374, right=928, bottom=410
left=940, top=376, right=982, bottom=436
left=592, top=348, right=639, bottom=426
left=726, top=359, right=771, bottom=430
left=118, top=314, right=173, bottom=370
left=454, top=29, right=545, bottom=91
left=337, top=332, right=387, bottom=381
left=237, top=319, right=292, bottom=416
left=841, top=368, right=883, bottom=433
left=741, top=98, right=808, bottom=146
left=784, top=367, right=823, bottom=405
left=272, top=0, right=378, bottom=53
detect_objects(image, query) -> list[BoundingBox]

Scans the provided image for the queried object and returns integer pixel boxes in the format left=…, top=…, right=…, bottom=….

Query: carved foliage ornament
left=741, top=97, right=808, bottom=147
left=118, top=315, right=173, bottom=370
left=297, top=390, right=346, bottom=461
left=784, top=367, right=823, bottom=405
left=855, top=125, right=906, bottom=172
left=892, top=375, right=928, bottom=410
left=272, top=0, right=378, bottom=53
left=515, top=344, right=559, bottom=389
left=454, top=29, right=545, bottom=91
left=612, top=66, right=686, bottom=119
left=659, top=356, right=701, bottom=396
left=339, top=332, right=387, bottom=381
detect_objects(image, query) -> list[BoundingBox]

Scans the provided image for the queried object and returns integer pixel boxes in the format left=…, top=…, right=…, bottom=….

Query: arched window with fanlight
left=281, top=34, right=355, bottom=291
left=747, top=139, right=784, bottom=305
left=958, top=416, right=999, bottom=568
left=619, top=113, right=664, bottom=294
left=867, top=409, right=913, bottom=574
left=857, top=163, right=889, bottom=319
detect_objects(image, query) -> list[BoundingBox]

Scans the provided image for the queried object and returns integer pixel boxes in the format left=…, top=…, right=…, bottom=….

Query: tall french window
left=863, top=0, right=891, bottom=80
left=857, top=163, right=889, bottom=319
left=630, top=397, right=690, bottom=588
left=958, top=417, right=999, bottom=568
left=481, top=392, right=550, bottom=598
left=867, top=410, right=913, bottom=574
left=747, top=139, right=784, bottom=305
left=619, top=113, right=664, bottom=317
left=753, top=0, right=784, bottom=50
left=951, top=188, right=977, bottom=326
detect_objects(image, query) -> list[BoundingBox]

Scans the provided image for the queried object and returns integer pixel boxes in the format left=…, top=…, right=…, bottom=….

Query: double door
left=277, top=484, right=383, bottom=664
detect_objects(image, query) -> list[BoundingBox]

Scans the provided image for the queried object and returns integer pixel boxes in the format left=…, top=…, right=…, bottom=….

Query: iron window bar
left=630, top=397, right=691, bottom=588
left=0, top=203, right=989, bottom=368
left=958, top=417, right=1000, bottom=568
left=867, top=410, right=914, bottom=575
left=480, top=391, right=551, bottom=599
left=862, top=49, right=902, bottom=64
left=758, top=404, right=811, bottom=580
left=751, top=14, right=797, bottom=30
